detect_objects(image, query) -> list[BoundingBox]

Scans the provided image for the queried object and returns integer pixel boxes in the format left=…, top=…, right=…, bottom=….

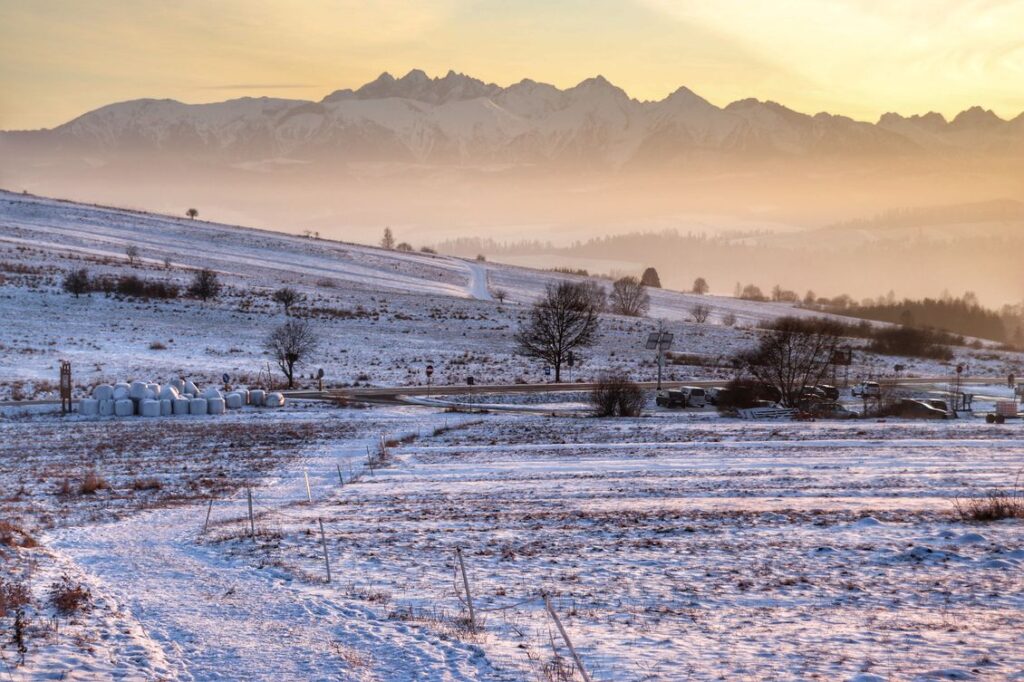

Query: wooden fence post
left=543, top=593, right=592, bottom=682
left=455, top=547, right=476, bottom=632
left=318, top=517, right=331, bottom=583
left=202, top=497, right=213, bottom=534
left=304, top=470, right=313, bottom=503
left=247, top=487, right=255, bottom=539
left=336, top=463, right=344, bottom=487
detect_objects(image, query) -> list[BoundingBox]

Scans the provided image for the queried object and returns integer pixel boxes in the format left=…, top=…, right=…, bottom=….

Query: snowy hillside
left=1, top=190, right=1021, bottom=403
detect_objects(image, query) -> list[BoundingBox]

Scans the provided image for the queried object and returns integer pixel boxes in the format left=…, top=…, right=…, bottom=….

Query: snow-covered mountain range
left=5, top=69, right=1024, bottom=168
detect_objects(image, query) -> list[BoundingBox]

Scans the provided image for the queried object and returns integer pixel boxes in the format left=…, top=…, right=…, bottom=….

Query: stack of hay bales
left=81, top=376, right=286, bottom=417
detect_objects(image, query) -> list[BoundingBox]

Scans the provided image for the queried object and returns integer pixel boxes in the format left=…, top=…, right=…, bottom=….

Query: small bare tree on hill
left=736, top=317, right=843, bottom=407
left=692, top=277, right=709, bottom=295
left=125, top=245, right=140, bottom=266
left=272, top=287, right=302, bottom=316
left=63, top=268, right=91, bottom=298
left=186, top=208, right=199, bottom=220
left=265, top=319, right=318, bottom=388
left=188, top=268, right=220, bottom=301
left=610, top=276, right=649, bottom=317
left=690, top=303, right=711, bottom=323
left=381, top=227, right=395, bottom=250
left=515, top=281, right=600, bottom=382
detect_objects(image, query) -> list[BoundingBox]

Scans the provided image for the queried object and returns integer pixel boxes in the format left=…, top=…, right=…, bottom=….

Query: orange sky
left=2, top=0, right=1023, bottom=129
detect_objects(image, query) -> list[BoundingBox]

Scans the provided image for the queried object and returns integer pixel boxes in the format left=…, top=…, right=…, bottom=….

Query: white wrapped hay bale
left=146, top=383, right=160, bottom=395
left=160, top=398, right=172, bottom=417
left=184, top=381, right=199, bottom=397
left=189, top=398, right=208, bottom=415
left=207, top=397, right=226, bottom=415
left=129, top=381, right=149, bottom=400
left=202, top=387, right=222, bottom=401
left=140, top=399, right=160, bottom=417
left=170, top=376, right=185, bottom=392
left=114, top=399, right=134, bottom=417
left=225, top=392, right=243, bottom=409
left=79, top=398, right=99, bottom=416
left=113, top=383, right=131, bottom=400
left=265, top=392, right=285, bottom=408
left=159, top=385, right=179, bottom=401
left=236, top=388, right=250, bottom=404
left=99, top=399, right=115, bottom=416
left=92, top=384, right=114, bottom=401
left=249, top=389, right=265, bottom=407
left=172, top=398, right=190, bottom=415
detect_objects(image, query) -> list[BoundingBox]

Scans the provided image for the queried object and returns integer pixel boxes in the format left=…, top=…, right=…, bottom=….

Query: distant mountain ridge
left=4, top=69, right=1023, bottom=168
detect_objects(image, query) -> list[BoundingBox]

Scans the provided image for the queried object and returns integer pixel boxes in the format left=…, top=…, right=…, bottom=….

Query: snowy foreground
left=1, top=403, right=1023, bottom=681
left=1, top=192, right=1023, bottom=680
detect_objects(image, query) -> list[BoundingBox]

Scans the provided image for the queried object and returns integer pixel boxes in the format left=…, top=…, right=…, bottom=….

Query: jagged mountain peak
left=950, top=106, right=1004, bottom=130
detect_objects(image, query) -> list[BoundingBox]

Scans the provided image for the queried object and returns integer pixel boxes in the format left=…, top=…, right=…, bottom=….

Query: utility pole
left=645, top=323, right=673, bottom=391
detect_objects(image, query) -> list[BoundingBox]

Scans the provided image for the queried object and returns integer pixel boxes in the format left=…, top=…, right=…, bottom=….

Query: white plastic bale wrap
left=159, top=385, right=179, bottom=401
left=170, top=377, right=185, bottom=392
left=189, top=398, right=208, bottom=415
left=249, top=389, right=265, bottom=407
left=92, top=384, right=114, bottom=401
left=172, top=398, right=190, bottom=415
left=140, top=399, right=160, bottom=417
left=129, top=381, right=149, bottom=400
left=202, top=387, right=222, bottom=401
left=99, top=399, right=115, bottom=416
left=236, top=388, right=250, bottom=404
left=184, top=381, right=199, bottom=397
left=113, top=384, right=131, bottom=400
left=160, top=398, right=172, bottom=416
left=225, top=393, right=243, bottom=409
left=114, top=399, right=134, bottom=417
left=207, top=397, right=226, bottom=415
left=265, top=392, right=286, bottom=408
left=79, top=398, right=99, bottom=416
left=146, top=383, right=160, bottom=395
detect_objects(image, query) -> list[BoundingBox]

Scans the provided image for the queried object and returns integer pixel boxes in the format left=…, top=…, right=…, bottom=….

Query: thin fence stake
left=543, top=593, right=592, bottom=682
left=455, top=547, right=476, bottom=632
left=247, top=487, right=255, bottom=539
left=202, top=497, right=213, bottom=534
left=304, top=470, right=313, bottom=503
left=318, top=517, right=331, bottom=583
left=336, top=463, right=344, bottom=487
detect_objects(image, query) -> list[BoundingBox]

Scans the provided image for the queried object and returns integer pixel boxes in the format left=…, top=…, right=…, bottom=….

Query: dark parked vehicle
left=655, top=389, right=686, bottom=408
left=896, top=399, right=948, bottom=420
left=816, top=385, right=840, bottom=400
left=811, top=401, right=857, bottom=419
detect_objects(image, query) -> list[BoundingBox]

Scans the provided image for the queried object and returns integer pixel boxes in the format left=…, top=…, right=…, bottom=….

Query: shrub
left=188, top=268, right=220, bottom=300
left=0, top=521, right=38, bottom=548
left=869, top=327, right=954, bottom=360
left=63, top=268, right=91, bottom=297
left=590, top=373, right=645, bottom=417
left=91, top=274, right=179, bottom=299
left=50, top=575, right=91, bottom=615
left=148, top=341, right=167, bottom=350
left=78, top=471, right=108, bottom=495
left=0, top=578, right=31, bottom=617
left=954, top=485, right=1024, bottom=522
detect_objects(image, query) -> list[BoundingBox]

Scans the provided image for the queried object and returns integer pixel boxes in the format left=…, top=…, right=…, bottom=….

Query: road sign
left=567, top=352, right=575, bottom=368
left=425, top=365, right=434, bottom=377
left=544, top=367, right=551, bottom=377
left=317, top=368, right=325, bottom=379
left=222, top=373, right=230, bottom=384
left=830, top=348, right=853, bottom=366
left=467, top=376, right=475, bottom=386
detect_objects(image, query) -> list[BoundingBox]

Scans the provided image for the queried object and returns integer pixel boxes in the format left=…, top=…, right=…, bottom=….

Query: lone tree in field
left=640, top=267, right=661, bottom=288
left=188, top=268, right=220, bottom=301
left=272, top=286, right=302, bottom=316
left=492, top=288, right=508, bottom=304
left=186, top=208, right=199, bottom=220
left=690, top=302, right=711, bottom=323
left=515, top=281, right=601, bottom=382
left=381, top=227, right=395, bottom=250
left=63, top=268, right=91, bottom=298
left=125, top=245, right=140, bottom=266
left=265, top=319, right=318, bottom=389
left=610, top=276, right=650, bottom=317
left=736, top=317, right=844, bottom=407
left=692, top=277, right=709, bottom=295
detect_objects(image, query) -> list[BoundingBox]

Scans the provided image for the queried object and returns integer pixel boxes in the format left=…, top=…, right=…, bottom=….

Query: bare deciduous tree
left=188, top=268, right=220, bottom=300
left=581, top=280, right=607, bottom=312
left=690, top=303, right=711, bottom=323
left=736, top=318, right=844, bottom=407
left=63, top=268, right=91, bottom=298
left=692, top=277, right=709, bottom=295
left=381, top=227, right=395, bottom=250
left=640, top=267, right=661, bottom=288
left=492, top=288, right=508, bottom=304
left=515, top=281, right=601, bottom=382
left=125, top=245, right=140, bottom=266
left=609, top=276, right=649, bottom=317
left=272, top=287, right=302, bottom=316
left=265, top=319, right=318, bottom=389
left=186, top=208, right=199, bottom=220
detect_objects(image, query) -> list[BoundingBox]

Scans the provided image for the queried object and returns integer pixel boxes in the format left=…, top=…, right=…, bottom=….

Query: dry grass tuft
left=0, top=521, right=38, bottom=548
left=0, top=578, right=32, bottom=617
left=50, top=575, right=91, bottom=615
left=954, top=490, right=1024, bottom=521
left=78, top=471, right=108, bottom=495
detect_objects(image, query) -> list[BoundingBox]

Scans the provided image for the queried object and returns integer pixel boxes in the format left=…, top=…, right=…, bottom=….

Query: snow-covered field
left=2, top=192, right=1023, bottom=680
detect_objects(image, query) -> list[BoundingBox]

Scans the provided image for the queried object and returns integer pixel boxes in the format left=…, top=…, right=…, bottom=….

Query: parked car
left=811, top=401, right=857, bottom=419
left=655, top=389, right=686, bottom=408
left=801, top=386, right=827, bottom=400
left=852, top=381, right=881, bottom=398
left=704, top=387, right=724, bottom=405
left=816, top=385, right=840, bottom=400
left=896, top=399, right=948, bottom=419
left=680, top=386, right=707, bottom=408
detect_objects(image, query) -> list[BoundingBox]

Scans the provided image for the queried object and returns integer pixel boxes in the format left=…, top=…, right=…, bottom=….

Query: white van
left=680, top=387, right=706, bottom=408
